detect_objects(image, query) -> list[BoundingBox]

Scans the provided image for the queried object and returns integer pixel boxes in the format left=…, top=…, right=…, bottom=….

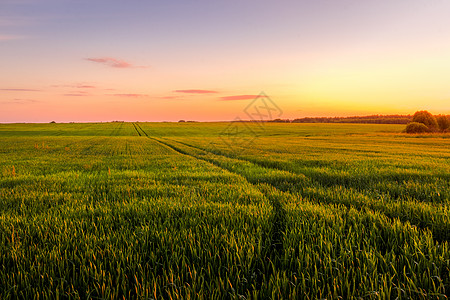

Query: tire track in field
left=131, top=122, right=141, bottom=136
left=134, top=124, right=288, bottom=288
left=132, top=122, right=144, bottom=136
left=144, top=137, right=311, bottom=257
left=163, top=138, right=450, bottom=243
left=133, top=123, right=148, bottom=137
left=125, top=125, right=450, bottom=292
left=150, top=133, right=288, bottom=256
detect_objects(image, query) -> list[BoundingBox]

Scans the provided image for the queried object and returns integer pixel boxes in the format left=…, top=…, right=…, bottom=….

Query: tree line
left=405, top=111, right=450, bottom=133
left=268, top=115, right=413, bottom=124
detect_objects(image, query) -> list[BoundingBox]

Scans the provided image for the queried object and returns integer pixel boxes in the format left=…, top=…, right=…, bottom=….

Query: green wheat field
left=0, top=122, right=449, bottom=299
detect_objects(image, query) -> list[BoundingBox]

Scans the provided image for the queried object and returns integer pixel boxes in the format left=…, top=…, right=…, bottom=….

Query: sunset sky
left=1, top=0, right=450, bottom=122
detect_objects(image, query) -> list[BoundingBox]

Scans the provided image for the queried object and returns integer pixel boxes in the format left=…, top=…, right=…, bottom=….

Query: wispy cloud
left=1, top=98, right=39, bottom=105
left=85, top=57, right=147, bottom=69
left=77, top=85, right=96, bottom=89
left=0, top=34, right=28, bottom=41
left=63, top=93, right=88, bottom=97
left=0, top=88, right=41, bottom=92
left=219, top=95, right=266, bottom=101
left=110, top=93, right=149, bottom=98
left=174, top=89, right=218, bottom=94
left=13, top=98, right=38, bottom=103
left=52, top=84, right=97, bottom=89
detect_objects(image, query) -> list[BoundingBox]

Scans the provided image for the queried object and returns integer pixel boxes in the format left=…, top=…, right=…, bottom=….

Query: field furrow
left=164, top=137, right=450, bottom=243
left=1, top=122, right=449, bottom=299
left=140, top=135, right=450, bottom=298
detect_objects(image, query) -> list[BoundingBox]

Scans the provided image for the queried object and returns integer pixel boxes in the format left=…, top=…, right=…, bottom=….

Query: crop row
left=142, top=131, right=450, bottom=298
left=1, top=123, right=449, bottom=298
left=163, top=134, right=450, bottom=242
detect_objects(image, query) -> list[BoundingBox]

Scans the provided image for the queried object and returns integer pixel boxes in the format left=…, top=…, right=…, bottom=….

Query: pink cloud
left=64, top=93, right=88, bottom=97
left=4, top=99, right=39, bottom=104
left=0, top=35, right=24, bottom=41
left=0, top=88, right=40, bottom=92
left=76, top=85, right=96, bottom=89
left=85, top=57, right=146, bottom=68
left=174, top=89, right=218, bottom=94
left=111, top=94, right=149, bottom=98
left=219, top=95, right=267, bottom=101
left=52, top=84, right=97, bottom=89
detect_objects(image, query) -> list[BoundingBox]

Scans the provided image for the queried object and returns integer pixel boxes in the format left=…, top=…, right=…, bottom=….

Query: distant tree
left=436, top=115, right=450, bottom=132
left=50, top=121, right=56, bottom=123
left=178, top=120, right=186, bottom=123
left=291, top=115, right=412, bottom=124
left=411, top=111, right=438, bottom=130
left=405, top=122, right=431, bottom=133
left=268, top=118, right=290, bottom=123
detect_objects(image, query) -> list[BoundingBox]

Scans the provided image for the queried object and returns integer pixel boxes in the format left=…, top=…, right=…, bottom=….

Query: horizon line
left=0, top=113, right=428, bottom=124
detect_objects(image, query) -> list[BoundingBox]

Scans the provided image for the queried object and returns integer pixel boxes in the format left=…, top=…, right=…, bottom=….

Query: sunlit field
left=0, top=122, right=449, bottom=299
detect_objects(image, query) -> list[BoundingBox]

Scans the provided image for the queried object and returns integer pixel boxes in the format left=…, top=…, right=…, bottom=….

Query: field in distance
left=0, top=122, right=449, bottom=299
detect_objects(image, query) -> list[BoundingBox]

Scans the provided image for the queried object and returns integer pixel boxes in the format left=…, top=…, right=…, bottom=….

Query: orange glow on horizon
left=1, top=1, right=449, bottom=122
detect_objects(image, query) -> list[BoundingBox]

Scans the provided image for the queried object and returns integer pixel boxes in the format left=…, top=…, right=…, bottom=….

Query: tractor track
left=160, top=138, right=450, bottom=243
left=134, top=123, right=289, bottom=288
